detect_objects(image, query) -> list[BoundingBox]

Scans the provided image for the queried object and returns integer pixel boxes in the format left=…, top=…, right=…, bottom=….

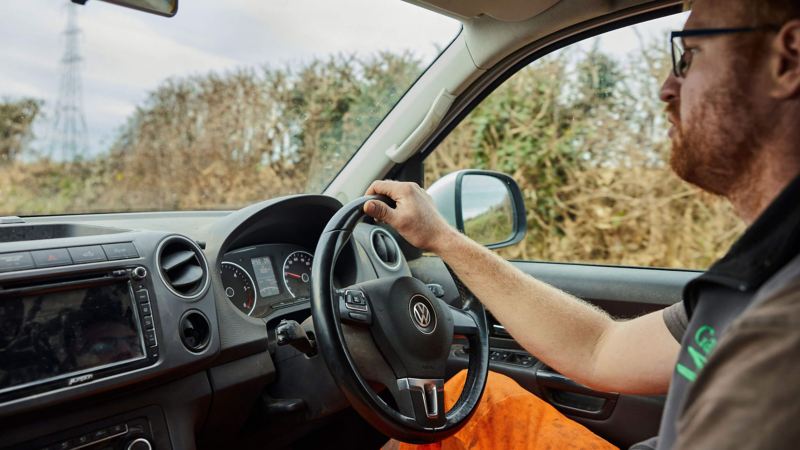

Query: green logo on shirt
left=675, top=325, right=717, bottom=382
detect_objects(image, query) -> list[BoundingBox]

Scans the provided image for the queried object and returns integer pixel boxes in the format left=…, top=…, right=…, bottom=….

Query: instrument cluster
left=220, top=244, right=314, bottom=318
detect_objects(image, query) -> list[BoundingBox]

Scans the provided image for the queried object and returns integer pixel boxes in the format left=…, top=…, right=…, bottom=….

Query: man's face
left=661, top=0, right=770, bottom=197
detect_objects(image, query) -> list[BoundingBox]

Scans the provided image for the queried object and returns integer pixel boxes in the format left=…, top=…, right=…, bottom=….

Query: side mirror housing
left=427, top=170, right=527, bottom=249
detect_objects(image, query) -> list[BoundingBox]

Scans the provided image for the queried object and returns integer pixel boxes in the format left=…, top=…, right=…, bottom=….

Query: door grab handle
left=536, top=368, right=618, bottom=420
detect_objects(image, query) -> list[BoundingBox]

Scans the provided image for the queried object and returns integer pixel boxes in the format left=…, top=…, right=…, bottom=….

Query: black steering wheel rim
left=311, top=195, right=490, bottom=443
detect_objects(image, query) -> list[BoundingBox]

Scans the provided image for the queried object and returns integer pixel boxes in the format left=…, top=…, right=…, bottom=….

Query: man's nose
left=659, top=72, right=680, bottom=104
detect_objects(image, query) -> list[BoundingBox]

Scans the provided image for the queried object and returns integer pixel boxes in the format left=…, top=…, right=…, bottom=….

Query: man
left=367, top=0, right=800, bottom=448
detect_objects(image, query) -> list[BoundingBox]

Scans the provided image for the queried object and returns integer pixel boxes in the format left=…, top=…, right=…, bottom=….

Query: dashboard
left=0, top=194, right=447, bottom=450
left=0, top=195, right=361, bottom=449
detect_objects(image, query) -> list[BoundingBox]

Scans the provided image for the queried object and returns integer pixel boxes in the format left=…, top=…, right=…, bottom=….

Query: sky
left=0, top=1, right=686, bottom=158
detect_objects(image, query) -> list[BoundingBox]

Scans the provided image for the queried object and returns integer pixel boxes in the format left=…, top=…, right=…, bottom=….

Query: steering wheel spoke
left=393, top=377, right=446, bottom=429
left=448, top=305, right=480, bottom=336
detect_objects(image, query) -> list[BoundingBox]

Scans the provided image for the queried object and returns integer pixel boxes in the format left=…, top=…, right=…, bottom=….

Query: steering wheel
left=311, top=195, right=490, bottom=443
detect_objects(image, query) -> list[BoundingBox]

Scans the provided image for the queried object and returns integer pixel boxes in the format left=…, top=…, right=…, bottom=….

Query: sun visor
left=401, top=0, right=562, bottom=22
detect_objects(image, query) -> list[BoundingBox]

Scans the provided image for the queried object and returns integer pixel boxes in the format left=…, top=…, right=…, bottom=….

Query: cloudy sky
left=0, top=1, right=685, bottom=157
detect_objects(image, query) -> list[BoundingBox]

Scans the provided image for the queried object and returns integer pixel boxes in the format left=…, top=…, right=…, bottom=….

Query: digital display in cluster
left=251, top=257, right=280, bottom=298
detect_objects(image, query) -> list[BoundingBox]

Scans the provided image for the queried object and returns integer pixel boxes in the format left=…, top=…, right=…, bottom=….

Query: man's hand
left=364, top=180, right=457, bottom=253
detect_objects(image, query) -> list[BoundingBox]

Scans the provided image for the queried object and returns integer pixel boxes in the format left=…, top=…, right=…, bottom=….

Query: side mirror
left=91, top=0, right=178, bottom=17
left=427, top=170, right=527, bottom=249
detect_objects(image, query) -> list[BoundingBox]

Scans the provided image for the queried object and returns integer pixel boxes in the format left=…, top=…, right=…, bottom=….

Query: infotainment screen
left=0, top=282, right=145, bottom=394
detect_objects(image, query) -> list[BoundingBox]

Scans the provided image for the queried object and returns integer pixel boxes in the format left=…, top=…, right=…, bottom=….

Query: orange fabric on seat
left=388, top=370, right=617, bottom=450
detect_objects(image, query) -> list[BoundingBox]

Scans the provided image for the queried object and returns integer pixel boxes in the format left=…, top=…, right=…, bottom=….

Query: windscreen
left=0, top=0, right=460, bottom=215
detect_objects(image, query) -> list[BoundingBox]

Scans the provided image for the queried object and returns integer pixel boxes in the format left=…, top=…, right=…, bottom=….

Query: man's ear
left=770, top=20, right=800, bottom=99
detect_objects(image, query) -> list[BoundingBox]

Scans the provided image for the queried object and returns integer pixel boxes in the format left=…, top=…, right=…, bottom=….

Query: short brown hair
left=684, top=0, right=800, bottom=25
left=750, top=1, right=800, bottom=25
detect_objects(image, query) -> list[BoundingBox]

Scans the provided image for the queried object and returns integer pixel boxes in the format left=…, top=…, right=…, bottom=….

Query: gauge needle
left=285, top=272, right=302, bottom=279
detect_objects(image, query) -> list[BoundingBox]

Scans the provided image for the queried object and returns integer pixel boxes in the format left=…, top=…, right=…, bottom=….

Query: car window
left=0, top=0, right=460, bottom=216
left=425, top=13, right=744, bottom=270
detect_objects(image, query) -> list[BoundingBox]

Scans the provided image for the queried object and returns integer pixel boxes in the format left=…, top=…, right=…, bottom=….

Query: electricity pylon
left=48, top=2, right=89, bottom=161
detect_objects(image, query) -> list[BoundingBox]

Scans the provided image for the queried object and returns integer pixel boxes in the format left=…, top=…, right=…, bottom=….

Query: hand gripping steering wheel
left=311, top=195, right=490, bottom=443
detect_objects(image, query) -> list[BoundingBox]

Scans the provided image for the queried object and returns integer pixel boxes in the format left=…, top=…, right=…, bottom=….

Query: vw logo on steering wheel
left=409, top=295, right=436, bottom=334
left=413, top=302, right=431, bottom=327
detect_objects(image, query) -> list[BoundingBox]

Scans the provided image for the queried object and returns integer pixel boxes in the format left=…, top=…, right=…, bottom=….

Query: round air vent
left=157, top=235, right=209, bottom=299
left=370, top=228, right=402, bottom=270
left=179, top=310, right=210, bottom=353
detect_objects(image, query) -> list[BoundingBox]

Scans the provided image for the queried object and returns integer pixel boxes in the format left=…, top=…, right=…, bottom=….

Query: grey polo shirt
left=640, top=173, right=800, bottom=450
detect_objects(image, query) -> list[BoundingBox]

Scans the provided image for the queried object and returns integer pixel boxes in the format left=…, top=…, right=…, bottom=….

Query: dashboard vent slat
left=161, top=249, right=196, bottom=271
left=169, top=264, right=204, bottom=288
left=157, top=236, right=208, bottom=299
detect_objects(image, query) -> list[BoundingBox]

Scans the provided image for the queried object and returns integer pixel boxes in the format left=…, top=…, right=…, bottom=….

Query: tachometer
left=221, top=261, right=257, bottom=316
left=282, top=251, right=313, bottom=299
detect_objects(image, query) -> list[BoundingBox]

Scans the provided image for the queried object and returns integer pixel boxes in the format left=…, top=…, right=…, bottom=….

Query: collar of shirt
left=684, top=173, right=800, bottom=314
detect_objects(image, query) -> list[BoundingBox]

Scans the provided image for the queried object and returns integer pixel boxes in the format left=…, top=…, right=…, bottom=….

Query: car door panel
left=410, top=256, right=698, bottom=448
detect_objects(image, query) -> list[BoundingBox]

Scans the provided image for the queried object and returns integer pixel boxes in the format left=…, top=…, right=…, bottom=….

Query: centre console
left=0, top=226, right=220, bottom=450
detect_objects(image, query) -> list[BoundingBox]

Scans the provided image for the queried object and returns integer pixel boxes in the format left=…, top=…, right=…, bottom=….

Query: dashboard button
left=31, top=248, right=72, bottom=268
left=145, top=329, right=157, bottom=347
left=70, top=434, right=90, bottom=446
left=0, top=252, right=35, bottom=272
left=68, top=245, right=107, bottom=264
left=143, top=315, right=154, bottom=329
left=135, top=289, right=150, bottom=304
left=91, top=428, right=110, bottom=440
left=348, top=312, right=369, bottom=322
left=140, top=302, right=152, bottom=315
left=126, top=423, right=146, bottom=434
left=102, top=242, right=139, bottom=260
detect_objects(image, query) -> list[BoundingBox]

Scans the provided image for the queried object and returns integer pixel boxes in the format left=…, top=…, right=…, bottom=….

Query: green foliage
left=92, top=51, right=424, bottom=210
left=464, top=209, right=514, bottom=246
left=0, top=98, right=41, bottom=164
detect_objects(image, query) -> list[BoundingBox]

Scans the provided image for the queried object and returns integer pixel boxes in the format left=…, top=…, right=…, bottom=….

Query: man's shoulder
left=743, top=253, right=800, bottom=327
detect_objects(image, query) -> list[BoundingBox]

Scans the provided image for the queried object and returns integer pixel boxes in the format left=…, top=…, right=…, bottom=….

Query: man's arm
left=365, top=180, right=680, bottom=395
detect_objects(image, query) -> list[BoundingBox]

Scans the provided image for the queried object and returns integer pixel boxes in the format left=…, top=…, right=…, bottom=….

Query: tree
left=0, top=98, right=41, bottom=164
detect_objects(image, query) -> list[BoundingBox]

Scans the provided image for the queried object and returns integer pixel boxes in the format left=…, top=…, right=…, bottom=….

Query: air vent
left=157, top=235, right=208, bottom=299
left=370, top=228, right=402, bottom=270
left=180, top=310, right=211, bottom=353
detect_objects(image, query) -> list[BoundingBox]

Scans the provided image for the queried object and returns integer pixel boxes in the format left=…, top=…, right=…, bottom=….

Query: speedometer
left=221, top=262, right=257, bottom=316
left=282, top=251, right=313, bottom=299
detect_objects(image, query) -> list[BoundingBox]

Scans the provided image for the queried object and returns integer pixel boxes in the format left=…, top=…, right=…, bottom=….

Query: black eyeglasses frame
left=670, top=26, right=780, bottom=78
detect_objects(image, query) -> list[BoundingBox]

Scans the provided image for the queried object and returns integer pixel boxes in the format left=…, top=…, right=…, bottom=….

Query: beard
left=668, top=72, right=762, bottom=197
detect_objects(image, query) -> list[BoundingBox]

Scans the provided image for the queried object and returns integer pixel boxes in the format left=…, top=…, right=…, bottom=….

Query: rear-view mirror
left=427, top=170, right=527, bottom=249
left=92, top=0, right=177, bottom=17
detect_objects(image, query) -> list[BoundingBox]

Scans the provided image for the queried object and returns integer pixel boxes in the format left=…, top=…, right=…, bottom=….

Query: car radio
left=0, top=266, right=159, bottom=403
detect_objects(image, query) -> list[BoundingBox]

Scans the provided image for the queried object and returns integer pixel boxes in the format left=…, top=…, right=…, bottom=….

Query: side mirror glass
left=460, top=175, right=515, bottom=246
left=94, top=0, right=178, bottom=17
left=428, top=170, right=527, bottom=249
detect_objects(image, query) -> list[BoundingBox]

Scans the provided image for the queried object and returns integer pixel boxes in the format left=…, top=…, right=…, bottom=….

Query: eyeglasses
left=670, top=26, right=779, bottom=78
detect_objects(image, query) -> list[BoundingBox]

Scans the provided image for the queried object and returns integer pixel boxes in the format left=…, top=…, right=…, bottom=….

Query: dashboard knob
left=132, top=266, right=148, bottom=280
left=126, top=437, right=153, bottom=450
